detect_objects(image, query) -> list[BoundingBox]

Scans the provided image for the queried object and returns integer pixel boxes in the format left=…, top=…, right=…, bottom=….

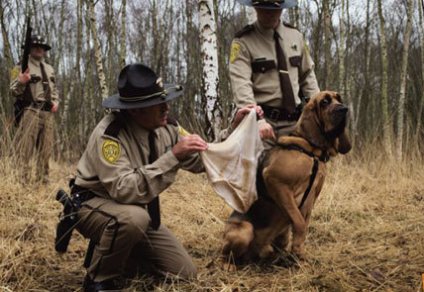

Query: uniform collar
left=254, top=20, right=283, bottom=40
left=29, top=55, right=44, bottom=67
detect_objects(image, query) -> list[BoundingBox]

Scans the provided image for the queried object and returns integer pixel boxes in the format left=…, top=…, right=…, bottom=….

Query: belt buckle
left=269, top=109, right=280, bottom=121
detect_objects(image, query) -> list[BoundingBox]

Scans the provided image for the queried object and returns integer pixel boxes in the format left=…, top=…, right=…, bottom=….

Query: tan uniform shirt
left=230, top=21, right=319, bottom=109
left=75, top=113, right=204, bottom=205
left=10, top=56, right=59, bottom=104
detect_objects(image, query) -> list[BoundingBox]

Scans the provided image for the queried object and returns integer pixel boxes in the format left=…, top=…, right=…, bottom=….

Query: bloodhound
left=222, top=91, right=352, bottom=263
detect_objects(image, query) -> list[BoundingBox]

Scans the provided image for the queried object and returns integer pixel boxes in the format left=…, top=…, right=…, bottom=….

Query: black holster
left=54, top=183, right=95, bottom=253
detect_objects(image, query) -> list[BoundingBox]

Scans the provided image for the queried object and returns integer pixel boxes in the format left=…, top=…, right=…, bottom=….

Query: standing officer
left=73, top=64, right=208, bottom=291
left=230, top=0, right=320, bottom=148
left=10, top=35, right=59, bottom=183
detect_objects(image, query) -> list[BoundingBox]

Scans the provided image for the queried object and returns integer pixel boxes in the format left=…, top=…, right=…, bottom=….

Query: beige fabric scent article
left=201, top=110, right=264, bottom=213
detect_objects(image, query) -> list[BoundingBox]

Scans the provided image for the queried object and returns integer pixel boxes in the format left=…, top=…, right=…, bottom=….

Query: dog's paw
left=258, top=244, right=274, bottom=259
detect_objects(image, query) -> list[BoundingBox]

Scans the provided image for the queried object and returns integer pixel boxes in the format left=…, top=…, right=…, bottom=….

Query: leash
left=277, top=143, right=329, bottom=209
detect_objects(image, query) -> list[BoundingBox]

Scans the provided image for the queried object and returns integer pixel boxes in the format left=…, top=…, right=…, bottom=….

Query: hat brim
left=102, top=84, right=183, bottom=110
left=237, top=0, right=297, bottom=9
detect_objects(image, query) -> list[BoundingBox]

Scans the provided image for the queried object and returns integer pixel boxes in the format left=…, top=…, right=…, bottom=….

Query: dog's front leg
left=265, top=179, right=307, bottom=258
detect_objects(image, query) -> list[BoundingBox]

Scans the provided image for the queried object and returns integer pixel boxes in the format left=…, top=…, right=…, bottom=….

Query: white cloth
left=201, top=110, right=264, bottom=213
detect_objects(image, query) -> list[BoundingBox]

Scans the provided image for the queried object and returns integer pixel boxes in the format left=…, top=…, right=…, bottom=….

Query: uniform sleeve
left=299, top=38, right=320, bottom=99
left=229, top=39, right=255, bottom=108
left=9, top=67, right=27, bottom=97
left=93, top=136, right=181, bottom=205
left=49, top=68, right=60, bottom=103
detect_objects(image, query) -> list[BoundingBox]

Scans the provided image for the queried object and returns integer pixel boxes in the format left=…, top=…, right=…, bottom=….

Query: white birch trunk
left=396, top=0, right=414, bottom=160
left=199, top=0, right=220, bottom=139
left=247, top=7, right=256, bottom=24
left=88, top=0, right=109, bottom=100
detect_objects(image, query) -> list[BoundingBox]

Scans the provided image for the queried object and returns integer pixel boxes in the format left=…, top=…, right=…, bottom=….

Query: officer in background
left=230, top=0, right=320, bottom=149
left=73, top=64, right=208, bottom=291
left=10, top=35, right=59, bottom=183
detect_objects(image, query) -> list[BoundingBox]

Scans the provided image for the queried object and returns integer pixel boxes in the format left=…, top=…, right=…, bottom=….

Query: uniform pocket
left=252, top=59, right=276, bottom=73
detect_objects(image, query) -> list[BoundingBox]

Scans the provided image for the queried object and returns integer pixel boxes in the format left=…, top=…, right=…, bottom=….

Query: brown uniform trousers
left=13, top=107, right=54, bottom=181
left=77, top=197, right=196, bottom=282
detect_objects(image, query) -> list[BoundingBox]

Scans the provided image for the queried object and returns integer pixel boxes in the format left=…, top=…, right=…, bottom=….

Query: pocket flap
left=252, top=59, right=276, bottom=73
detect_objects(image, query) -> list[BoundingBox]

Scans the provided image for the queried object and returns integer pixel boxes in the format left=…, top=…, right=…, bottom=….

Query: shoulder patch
left=10, top=66, right=20, bottom=80
left=102, top=139, right=121, bottom=164
left=178, top=125, right=190, bottom=137
left=283, top=22, right=299, bottom=30
left=235, top=24, right=254, bottom=38
left=230, top=42, right=241, bottom=64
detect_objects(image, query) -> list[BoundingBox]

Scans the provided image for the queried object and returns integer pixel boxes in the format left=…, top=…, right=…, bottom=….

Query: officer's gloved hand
left=18, top=68, right=31, bottom=84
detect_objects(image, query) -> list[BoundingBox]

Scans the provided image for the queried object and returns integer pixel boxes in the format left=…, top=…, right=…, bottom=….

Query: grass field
left=1, top=150, right=424, bottom=291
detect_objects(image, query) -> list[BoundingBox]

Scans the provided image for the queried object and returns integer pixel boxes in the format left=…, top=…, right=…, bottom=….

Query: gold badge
left=230, top=42, right=241, bottom=64
left=102, top=139, right=121, bottom=164
left=10, top=67, right=20, bottom=80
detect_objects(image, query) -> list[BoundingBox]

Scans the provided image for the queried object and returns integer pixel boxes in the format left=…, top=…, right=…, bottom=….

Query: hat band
left=119, top=85, right=183, bottom=103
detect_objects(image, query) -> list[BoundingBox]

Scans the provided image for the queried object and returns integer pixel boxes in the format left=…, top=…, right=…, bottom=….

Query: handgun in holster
left=55, top=189, right=78, bottom=253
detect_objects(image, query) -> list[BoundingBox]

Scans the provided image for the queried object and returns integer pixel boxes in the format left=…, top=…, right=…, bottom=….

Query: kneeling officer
left=69, top=64, right=207, bottom=291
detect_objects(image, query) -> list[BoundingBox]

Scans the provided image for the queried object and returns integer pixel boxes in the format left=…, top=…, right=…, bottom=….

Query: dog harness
left=277, top=143, right=329, bottom=209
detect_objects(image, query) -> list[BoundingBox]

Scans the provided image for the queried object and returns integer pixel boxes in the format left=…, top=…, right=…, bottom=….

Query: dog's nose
left=335, top=105, right=348, bottom=114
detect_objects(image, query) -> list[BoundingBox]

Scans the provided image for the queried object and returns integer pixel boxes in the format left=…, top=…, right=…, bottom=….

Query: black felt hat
left=236, top=0, right=297, bottom=10
left=29, top=35, right=51, bottom=51
left=102, top=64, right=183, bottom=109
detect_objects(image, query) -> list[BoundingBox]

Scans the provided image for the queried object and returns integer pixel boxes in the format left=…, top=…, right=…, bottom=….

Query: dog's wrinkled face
left=297, top=91, right=351, bottom=154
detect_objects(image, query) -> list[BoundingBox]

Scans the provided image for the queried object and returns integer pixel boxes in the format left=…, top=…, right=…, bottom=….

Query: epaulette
left=167, top=116, right=178, bottom=127
left=283, top=22, right=299, bottom=31
left=104, top=114, right=124, bottom=138
left=235, top=24, right=255, bottom=38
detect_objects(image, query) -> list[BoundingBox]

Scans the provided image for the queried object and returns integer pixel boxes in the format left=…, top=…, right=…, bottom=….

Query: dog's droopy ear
left=335, top=130, right=352, bottom=154
left=298, top=99, right=328, bottom=149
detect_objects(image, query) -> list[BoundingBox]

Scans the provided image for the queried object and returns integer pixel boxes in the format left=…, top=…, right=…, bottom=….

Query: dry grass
left=0, top=150, right=424, bottom=292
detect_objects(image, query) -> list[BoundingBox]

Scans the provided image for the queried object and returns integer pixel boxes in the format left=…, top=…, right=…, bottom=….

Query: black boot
left=83, top=275, right=125, bottom=292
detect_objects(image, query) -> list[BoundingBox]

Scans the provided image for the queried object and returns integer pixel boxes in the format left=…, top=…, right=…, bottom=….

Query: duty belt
left=32, top=101, right=53, bottom=112
left=261, top=104, right=302, bottom=122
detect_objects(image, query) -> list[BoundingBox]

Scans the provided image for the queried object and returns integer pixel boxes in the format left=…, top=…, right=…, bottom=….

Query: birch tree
left=87, top=0, right=108, bottom=100
left=396, top=0, right=414, bottom=160
left=199, top=0, right=220, bottom=140
left=416, top=0, right=424, bottom=138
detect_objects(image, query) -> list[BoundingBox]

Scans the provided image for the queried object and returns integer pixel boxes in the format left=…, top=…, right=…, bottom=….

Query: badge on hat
left=102, top=139, right=121, bottom=164
left=230, top=42, right=241, bottom=64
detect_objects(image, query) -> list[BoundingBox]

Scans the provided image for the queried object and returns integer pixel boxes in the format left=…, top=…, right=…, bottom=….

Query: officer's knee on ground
left=119, top=206, right=151, bottom=241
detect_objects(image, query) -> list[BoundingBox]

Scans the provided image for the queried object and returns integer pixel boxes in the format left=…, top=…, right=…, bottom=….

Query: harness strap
left=277, top=143, right=324, bottom=209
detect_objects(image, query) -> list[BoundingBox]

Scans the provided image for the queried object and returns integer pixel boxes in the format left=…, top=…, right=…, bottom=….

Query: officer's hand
left=232, top=104, right=264, bottom=129
left=172, top=134, right=208, bottom=160
left=18, top=68, right=31, bottom=84
left=51, top=101, right=59, bottom=113
left=259, top=121, right=276, bottom=140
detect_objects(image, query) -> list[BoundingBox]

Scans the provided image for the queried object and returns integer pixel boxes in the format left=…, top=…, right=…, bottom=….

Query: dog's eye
left=320, top=97, right=331, bottom=107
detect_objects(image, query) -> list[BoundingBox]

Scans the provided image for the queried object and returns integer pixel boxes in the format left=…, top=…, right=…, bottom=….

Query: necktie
left=39, top=62, right=51, bottom=101
left=274, top=30, right=296, bottom=114
left=147, top=131, right=161, bottom=230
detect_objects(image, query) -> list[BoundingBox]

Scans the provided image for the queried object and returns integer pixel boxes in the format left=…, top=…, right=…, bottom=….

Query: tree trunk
left=416, top=0, right=424, bottom=139
left=322, top=0, right=331, bottom=89
left=396, top=0, right=414, bottom=160
left=377, top=0, right=392, bottom=155
left=87, top=0, right=109, bottom=100
left=198, top=0, right=220, bottom=140
left=119, top=0, right=127, bottom=68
